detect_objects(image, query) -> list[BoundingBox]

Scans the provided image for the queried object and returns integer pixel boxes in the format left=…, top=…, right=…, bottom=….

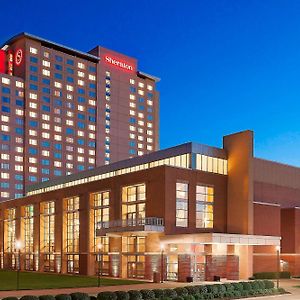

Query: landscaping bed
left=2, top=280, right=287, bottom=300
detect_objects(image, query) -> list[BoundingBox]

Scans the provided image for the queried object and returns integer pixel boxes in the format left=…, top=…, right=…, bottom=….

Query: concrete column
left=239, top=245, right=253, bottom=279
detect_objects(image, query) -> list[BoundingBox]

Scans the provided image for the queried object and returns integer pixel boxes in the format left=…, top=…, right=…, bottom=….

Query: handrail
left=97, top=217, right=164, bottom=229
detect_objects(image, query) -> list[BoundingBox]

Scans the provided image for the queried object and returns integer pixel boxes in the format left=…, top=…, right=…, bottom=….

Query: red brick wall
left=178, top=254, right=192, bottom=282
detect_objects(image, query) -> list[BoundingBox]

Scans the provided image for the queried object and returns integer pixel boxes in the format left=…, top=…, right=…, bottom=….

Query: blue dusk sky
left=1, top=0, right=300, bottom=166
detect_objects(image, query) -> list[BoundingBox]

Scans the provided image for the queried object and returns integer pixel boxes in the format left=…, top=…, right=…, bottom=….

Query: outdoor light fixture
left=97, top=243, right=103, bottom=287
left=15, top=239, right=23, bottom=290
left=276, top=245, right=281, bottom=289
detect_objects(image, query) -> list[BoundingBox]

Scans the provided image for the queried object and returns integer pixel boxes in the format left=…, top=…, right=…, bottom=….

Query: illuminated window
left=5, top=208, right=16, bottom=253
left=147, top=85, right=153, bottom=91
left=42, top=60, right=50, bottom=67
left=122, top=184, right=146, bottom=224
left=30, top=47, right=38, bottom=54
left=1, top=78, right=10, bottom=85
left=138, top=82, right=144, bottom=88
left=40, top=201, right=55, bottom=272
left=195, top=154, right=228, bottom=175
left=130, top=79, right=135, bottom=84
left=42, top=69, right=50, bottom=76
left=65, top=196, right=80, bottom=273
left=78, top=62, right=85, bottom=69
left=176, top=182, right=188, bottom=227
left=23, top=205, right=34, bottom=270
left=196, top=185, right=214, bottom=228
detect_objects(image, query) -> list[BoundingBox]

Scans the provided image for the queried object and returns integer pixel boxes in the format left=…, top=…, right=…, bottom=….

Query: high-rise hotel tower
left=0, top=33, right=159, bottom=201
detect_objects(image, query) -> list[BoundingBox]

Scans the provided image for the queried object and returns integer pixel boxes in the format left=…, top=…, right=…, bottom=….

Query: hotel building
left=0, top=130, right=299, bottom=281
left=0, top=33, right=159, bottom=202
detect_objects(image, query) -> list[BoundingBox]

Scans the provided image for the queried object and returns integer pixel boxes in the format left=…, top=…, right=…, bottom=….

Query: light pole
left=160, top=244, right=164, bottom=283
left=15, top=240, right=22, bottom=290
left=276, top=245, right=280, bottom=289
left=97, top=243, right=102, bottom=287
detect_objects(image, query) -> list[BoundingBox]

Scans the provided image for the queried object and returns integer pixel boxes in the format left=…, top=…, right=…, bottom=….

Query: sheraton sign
left=104, top=55, right=134, bottom=72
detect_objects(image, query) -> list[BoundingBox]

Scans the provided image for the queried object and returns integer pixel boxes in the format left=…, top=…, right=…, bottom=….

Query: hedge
left=1, top=280, right=287, bottom=300
left=253, top=271, right=291, bottom=279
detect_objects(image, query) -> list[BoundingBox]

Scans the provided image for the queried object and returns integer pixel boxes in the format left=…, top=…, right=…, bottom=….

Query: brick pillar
left=79, top=193, right=93, bottom=275
left=226, top=255, right=239, bottom=279
left=178, top=254, right=192, bottom=282
left=145, top=254, right=160, bottom=280
left=109, top=237, right=121, bottom=277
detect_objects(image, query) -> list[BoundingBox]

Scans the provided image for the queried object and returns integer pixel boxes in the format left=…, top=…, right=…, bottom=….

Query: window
left=40, top=201, right=55, bottom=271
left=122, top=184, right=146, bottom=225
left=5, top=208, right=16, bottom=255
left=196, top=185, right=214, bottom=228
left=23, top=205, right=34, bottom=270
left=65, top=196, right=80, bottom=273
left=176, top=182, right=188, bottom=227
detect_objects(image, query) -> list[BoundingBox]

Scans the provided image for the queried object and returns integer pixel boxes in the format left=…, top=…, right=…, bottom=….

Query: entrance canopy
left=160, top=233, right=280, bottom=246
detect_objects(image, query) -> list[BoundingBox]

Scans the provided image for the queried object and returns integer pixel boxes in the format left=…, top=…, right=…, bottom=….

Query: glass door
left=166, top=254, right=178, bottom=281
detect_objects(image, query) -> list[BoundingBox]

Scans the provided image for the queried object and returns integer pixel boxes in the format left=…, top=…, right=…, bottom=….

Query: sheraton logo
left=104, top=55, right=134, bottom=71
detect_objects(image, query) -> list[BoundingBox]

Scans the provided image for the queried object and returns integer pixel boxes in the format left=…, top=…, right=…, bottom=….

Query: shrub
left=184, top=286, right=199, bottom=295
left=206, top=285, right=218, bottom=296
left=163, top=289, right=177, bottom=299
left=70, top=293, right=89, bottom=300
left=197, top=286, right=208, bottom=294
left=173, top=297, right=184, bottom=300
left=233, top=291, right=241, bottom=298
left=56, top=295, right=72, bottom=300
left=202, top=294, right=213, bottom=300
left=90, top=297, right=97, bottom=300
left=115, top=291, right=129, bottom=300
left=128, top=291, right=142, bottom=300
left=158, top=298, right=171, bottom=300
left=182, top=296, right=194, bottom=300
left=139, top=290, right=155, bottom=300
left=174, top=288, right=188, bottom=297
left=241, top=282, right=252, bottom=291
left=39, top=296, right=56, bottom=300
left=21, top=296, right=39, bottom=300
left=264, top=280, right=275, bottom=289
left=2, top=297, right=18, bottom=300
left=253, top=271, right=291, bottom=279
left=218, top=285, right=226, bottom=294
left=193, top=295, right=204, bottom=300
left=240, top=290, right=249, bottom=297
left=97, top=292, right=117, bottom=300
left=223, top=283, right=234, bottom=292
left=153, top=290, right=164, bottom=299
left=250, top=281, right=260, bottom=290
left=231, top=282, right=243, bottom=292
left=224, top=291, right=234, bottom=299
left=278, top=287, right=286, bottom=294
left=256, top=280, right=265, bottom=289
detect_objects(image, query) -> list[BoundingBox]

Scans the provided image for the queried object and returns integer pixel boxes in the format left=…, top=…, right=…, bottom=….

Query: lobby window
left=196, top=185, right=214, bottom=229
left=65, top=196, right=80, bottom=273
left=40, top=201, right=55, bottom=272
left=122, top=184, right=146, bottom=225
left=176, top=182, right=188, bottom=227
left=23, top=205, right=34, bottom=270
left=5, top=208, right=16, bottom=253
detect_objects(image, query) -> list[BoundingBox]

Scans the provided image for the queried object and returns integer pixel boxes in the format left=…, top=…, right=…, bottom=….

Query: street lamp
left=160, top=244, right=164, bottom=283
left=15, top=240, right=22, bottom=290
left=276, top=245, right=280, bottom=289
left=97, top=243, right=102, bottom=287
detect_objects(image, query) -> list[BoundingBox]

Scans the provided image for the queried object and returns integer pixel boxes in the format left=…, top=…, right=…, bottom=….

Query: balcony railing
left=96, top=217, right=164, bottom=235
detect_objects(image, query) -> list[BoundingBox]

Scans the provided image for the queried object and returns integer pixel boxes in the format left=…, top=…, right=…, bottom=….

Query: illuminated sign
left=7, top=51, right=13, bottom=76
left=15, top=49, right=23, bottom=66
left=104, top=55, right=134, bottom=72
left=0, top=50, right=6, bottom=74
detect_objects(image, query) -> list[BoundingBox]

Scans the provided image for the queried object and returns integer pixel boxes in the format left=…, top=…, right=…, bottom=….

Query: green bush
left=39, top=296, right=56, bottom=300
left=2, top=297, right=18, bottom=300
left=240, top=290, right=249, bottom=297
left=158, top=298, right=171, bottom=300
left=231, top=282, right=243, bottom=292
left=97, top=292, right=117, bottom=300
left=70, top=293, right=89, bottom=300
left=56, top=295, right=72, bottom=300
left=115, top=291, right=129, bottom=300
left=241, top=282, right=252, bottom=291
left=206, top=285, right=218, bottom=296
left=223, top=283, right=234, bottom=292
left=163, top=289, right=177, bottom=299
left=182, top=296, right=194, bottom=300
left=197, top=286, right=208, bottom=294
left=193, top=295, right=204, bottom=300
left=153, top=290, right=164, bottom=299
left=184, top=286, right=199, bottom=295
left=128, top=291, right=142, bottom=300
left=21, top=296, right=39, bottom=300
left=140, top=290, right=155, bottom=300
left=224, top=291, right=234, bottom=299
left=233, top=291, right=241, bottom=298
left=250, top=281, right=260, bottom=290
left=174, top=288, right=188, bottom=297
left=202, top=294, right=213, bottom=300
left=253, top=271, right=291, bottom=279
left=90, top=297, right=97, bottom=300
left=217, top=285, right=226, bottom=294
left=263, top=280, right=275, bottom=289
left=256, top=280, right=265, bottom=289
left=173, top=297, right=184, bottom=300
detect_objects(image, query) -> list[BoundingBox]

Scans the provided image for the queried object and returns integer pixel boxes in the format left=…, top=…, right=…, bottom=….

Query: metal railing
left=97, top=217, right=164, bottom=229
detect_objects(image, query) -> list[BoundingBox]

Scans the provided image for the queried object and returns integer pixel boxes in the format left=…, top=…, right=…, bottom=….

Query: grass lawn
left=0, top=270, right=147, bottom=290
